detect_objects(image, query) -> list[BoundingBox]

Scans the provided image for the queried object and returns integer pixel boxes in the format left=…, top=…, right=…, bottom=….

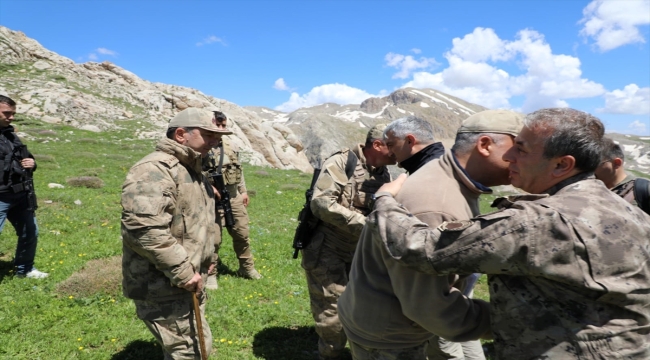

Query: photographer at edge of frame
left=0, top=95, right=48, bottom=279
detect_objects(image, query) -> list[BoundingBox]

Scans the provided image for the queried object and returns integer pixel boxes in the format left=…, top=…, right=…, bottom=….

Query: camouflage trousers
left=217, top=191, right=255, bottom=270
left=302, top=232, right=353, bottom=359
left=349, top=340, right=428, bottom=360
left=134, top=292, right=213, bottom=360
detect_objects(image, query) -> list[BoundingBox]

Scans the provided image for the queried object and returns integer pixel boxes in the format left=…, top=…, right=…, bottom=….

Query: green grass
left=0, top=120, right=493, bottom=359
left=0, top=121, right=321, bottom=359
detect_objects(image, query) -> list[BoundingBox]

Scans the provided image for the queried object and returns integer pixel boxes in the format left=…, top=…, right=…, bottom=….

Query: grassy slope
left=0, top=117, right=500, bottom=359
left=1, top=61, right=646, bottom=359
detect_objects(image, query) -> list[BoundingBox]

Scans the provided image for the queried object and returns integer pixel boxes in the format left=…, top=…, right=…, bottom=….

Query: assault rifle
left=211, top=171, right=235, bottom=228
left=13, top=145, right=37, bottom=213
left=292, top=164, right=322, bottom=259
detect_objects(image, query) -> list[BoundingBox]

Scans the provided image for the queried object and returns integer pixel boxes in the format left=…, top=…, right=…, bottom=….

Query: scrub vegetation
left=0, top=117, right=495, bottom=359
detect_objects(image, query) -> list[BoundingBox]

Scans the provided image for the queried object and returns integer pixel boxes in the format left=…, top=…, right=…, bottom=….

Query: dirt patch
left=56, top=256, right=122, bottom=298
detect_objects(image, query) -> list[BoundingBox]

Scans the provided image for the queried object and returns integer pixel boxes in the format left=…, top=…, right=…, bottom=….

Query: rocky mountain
left=1, top=25, right=648, bottom=177
left=0, top=26, right=312, bottom=172
left=247, top=88, right=487, bottom=162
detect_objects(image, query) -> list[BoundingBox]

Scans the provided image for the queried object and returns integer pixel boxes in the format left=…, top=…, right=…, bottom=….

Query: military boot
left=205, top=274, right=218, bottom=290
left=236, top=267, right=262, bottom=280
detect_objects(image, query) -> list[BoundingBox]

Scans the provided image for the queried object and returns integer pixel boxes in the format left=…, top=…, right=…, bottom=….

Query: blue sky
left=1, top=0, right=649, bottom=135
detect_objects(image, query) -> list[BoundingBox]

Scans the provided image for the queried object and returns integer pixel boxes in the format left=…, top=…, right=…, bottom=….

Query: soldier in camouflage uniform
left=371, top=108, right=650, bottom=359
left=121, top=108, right=230, bottom=359
left=595, top=137, right=650, bottom=214
left=203, top=111, right=261, bottom=284
left=302, top=124, right=396, bottom=360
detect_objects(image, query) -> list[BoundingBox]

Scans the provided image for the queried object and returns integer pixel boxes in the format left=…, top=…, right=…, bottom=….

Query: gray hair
left=451, top=132, right=511, bottom=156
left=524, top=108, right=604, bottom=172
left=383, top=116, right=435, bottom=143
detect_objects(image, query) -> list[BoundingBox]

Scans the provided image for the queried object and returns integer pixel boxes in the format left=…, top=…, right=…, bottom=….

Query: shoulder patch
left=437, top=220, right=473, bottom=232
left=325, top=161, right=349, bottom=186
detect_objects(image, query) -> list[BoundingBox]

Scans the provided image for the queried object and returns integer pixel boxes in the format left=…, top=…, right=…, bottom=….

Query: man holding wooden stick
left=121, top=108, right=230, bottom=359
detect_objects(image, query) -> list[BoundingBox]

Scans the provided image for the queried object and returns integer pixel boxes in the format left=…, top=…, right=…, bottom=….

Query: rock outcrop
left=0, top=26, right=312, bottom=172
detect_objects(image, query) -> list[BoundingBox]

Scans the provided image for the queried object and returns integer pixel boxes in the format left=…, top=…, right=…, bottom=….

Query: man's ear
left=372, top=139, right=384, bottom=151
left=405, top=134, right=416, bottom=146
left=612, top=157, right=623, bottom=170
left=476, top=135, right=492, bottom=157
left=174, top=128, right=188, bottom=144
left=552, top=155, right=576, bottom=178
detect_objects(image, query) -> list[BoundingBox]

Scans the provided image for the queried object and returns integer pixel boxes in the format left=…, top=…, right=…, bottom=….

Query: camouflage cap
left=367, top=123, right=388, bottom=142
left=168, top=108, right=233, bottom=135
left=457, top=110, right=524, bottom=137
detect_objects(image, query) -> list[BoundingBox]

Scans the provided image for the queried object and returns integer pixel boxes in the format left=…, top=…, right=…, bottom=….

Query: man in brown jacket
left=338, top=110, right=524, bottom=360
left=373, top=108, right=650, bottom=359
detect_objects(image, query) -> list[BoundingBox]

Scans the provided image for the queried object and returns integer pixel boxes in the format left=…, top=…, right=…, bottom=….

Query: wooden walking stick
left=193, top=291, right=208, bottom=360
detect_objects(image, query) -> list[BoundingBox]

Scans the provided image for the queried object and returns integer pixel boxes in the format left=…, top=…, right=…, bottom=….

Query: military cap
left=367, top=123, right=388, bottom=142
left=457, top=110, right=524, bottom=137
left=168, top=108, right=233, bottom=135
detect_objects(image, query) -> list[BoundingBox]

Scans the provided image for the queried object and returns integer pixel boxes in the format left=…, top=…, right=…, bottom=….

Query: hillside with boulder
left=0, top=26, right=312, bottom=172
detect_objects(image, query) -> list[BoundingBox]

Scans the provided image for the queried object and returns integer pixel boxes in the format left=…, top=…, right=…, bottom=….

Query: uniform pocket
left=223, top=164, right=242, bottom=185
left=301, top=232, right=325, bottom=271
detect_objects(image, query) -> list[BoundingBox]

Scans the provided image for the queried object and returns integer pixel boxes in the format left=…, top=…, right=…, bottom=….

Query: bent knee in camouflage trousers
left=135, top=293, right=212, bottom=360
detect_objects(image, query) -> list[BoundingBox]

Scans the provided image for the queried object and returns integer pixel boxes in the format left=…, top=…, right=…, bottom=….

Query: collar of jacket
left=441, top=150, right=492, bottom=196
left=155, top=138, right=204, bottom=173
left=492, top=172, right=596, bottom=209
left=400, top=142, right=445, bottom=174
left=354, top=143, right=372, bottom=172
left=613, top=173, right=636, bottom=189
left=0, top=125, right=15, bottom=136
left=543, top=171, right=595, bottom=196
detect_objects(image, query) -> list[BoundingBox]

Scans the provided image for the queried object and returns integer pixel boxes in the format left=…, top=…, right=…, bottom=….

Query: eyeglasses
left=1, top=111, right=16, bottom=117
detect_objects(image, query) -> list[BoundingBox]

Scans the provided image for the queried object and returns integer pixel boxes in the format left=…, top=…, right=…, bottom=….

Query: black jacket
left=0, top=126, right=35, bottom=192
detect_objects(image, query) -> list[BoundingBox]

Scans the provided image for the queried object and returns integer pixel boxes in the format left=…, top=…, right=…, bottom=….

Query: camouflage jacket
left=372, top=172, right=650, bottom=359
left=309, top=144, right=391, bottom=254
left=121, top=138, right=217, bottom=301
left=203, top=136, right=246, bottom=197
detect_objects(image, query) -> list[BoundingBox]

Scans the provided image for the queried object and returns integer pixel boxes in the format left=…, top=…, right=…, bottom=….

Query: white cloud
left=275, top=83, right=376, bottom=112
left=385, top=52, right=438, bottom=79
left=579, top=0, right=650, bottom=52
left=449, top=27, right=510, bottom=62
left=273, top=78, right=290, bottom=91
left=88, top=53, right=98, bottom=61
left=411, top=48, right=422, bottom=54
left=628, top=120, right=648, bottom=134
left=196, top=35, right=226, bottom=47
left=96, top=47, right=117, bottom=56
left=397, top=27, right=605, bottom=112
left=599, top=84, right=650, bottom=114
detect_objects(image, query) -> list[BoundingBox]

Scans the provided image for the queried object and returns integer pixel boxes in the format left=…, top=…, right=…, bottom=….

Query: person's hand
left=208, top=263, right=216, bottom=275
left=20, top=158, right=35, bottom=169
left=377, top=173, right=408, bottom=197
left=212, top=186, right=221, bottom=201
left=180, top=272, right=203, bottom=292
left=241, top=192, right=250, bottom=207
